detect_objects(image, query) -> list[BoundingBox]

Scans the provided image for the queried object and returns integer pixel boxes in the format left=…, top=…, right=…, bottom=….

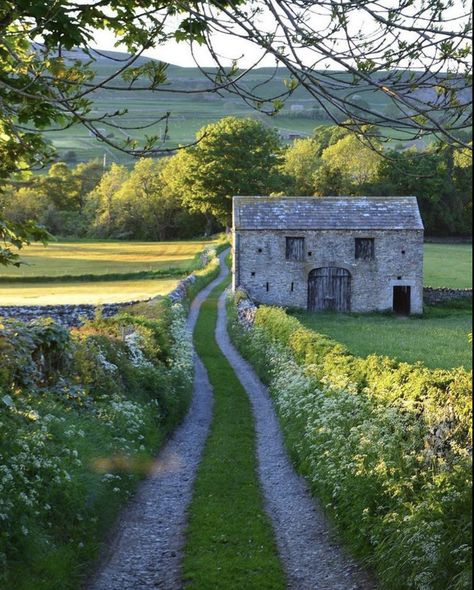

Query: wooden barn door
left=308, top=268, right=351, bottom=312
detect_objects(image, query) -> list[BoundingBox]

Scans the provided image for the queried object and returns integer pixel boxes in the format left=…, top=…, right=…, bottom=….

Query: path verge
left=86, top=251, right=228, bottom=590
left=216, top=290, right=378, bottom=590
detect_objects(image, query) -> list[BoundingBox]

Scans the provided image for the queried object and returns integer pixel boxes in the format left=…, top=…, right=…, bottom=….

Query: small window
left=290, top=282, right=294, bottom=292
left=308, top=251, right=313, bottom=257
left=355, top=238, right=375, bottom=260
left=266, top=282, right=269, bottom=292
left=257, top=248, right=262, bottom=253
left=251, top=271, right=256, bottom=277
left=286, top=237, right=305, bottom=261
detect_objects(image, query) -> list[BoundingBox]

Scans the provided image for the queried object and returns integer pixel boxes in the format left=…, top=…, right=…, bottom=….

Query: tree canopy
left=161, top=117, right=289, bottom=227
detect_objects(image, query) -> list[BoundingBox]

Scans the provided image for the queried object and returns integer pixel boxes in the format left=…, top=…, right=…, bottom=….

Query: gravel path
left=86, top=252, right=229, bottom=590
left=216, top=290, right=378, bottom=590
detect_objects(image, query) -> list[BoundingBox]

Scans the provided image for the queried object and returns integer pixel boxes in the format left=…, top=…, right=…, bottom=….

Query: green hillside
left=50, top=49, right=406, bottom=165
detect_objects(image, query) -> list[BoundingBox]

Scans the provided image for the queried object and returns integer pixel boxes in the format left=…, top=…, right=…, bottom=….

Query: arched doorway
left=308, top=267, right=351, bottom=312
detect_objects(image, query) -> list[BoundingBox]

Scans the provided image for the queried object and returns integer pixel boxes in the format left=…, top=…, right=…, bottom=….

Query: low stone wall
left=423, top=287, right=472, bottom=305
left=0, top=302, right=142, bottom=328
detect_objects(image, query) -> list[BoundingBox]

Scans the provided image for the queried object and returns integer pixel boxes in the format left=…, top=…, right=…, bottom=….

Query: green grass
left=183, top=277, right=285, bottom=590
left=0, top=240, right=214, bottom=279
left=0, top=278, right=179, bottom=305
left=424, top=243, right=472, bottom=288
left=291, top=298, right=472, bottom=370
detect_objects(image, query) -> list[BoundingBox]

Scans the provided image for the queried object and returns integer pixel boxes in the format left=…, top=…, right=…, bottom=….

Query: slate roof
left=233, top=196, right=424, bottom=230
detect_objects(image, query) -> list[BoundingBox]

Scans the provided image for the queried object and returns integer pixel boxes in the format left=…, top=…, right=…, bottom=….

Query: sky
left=89, top=1, right=470, bottom=71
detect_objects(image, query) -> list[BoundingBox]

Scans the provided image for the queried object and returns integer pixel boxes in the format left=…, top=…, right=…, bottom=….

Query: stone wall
left=233, top=228, right=424, bottom=314
left=423, top=287, right=472, bottom=305
left=0, top=302, right=133, bottom=328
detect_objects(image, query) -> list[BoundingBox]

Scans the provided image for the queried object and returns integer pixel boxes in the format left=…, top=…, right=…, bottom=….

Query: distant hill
left=50, top=48, right=455, bottom=165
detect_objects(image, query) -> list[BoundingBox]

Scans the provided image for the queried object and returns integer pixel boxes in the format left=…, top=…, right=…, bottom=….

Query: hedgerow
left=228, top=299, right=472, bottom=590
left=0, top=302, right=194, bottom=590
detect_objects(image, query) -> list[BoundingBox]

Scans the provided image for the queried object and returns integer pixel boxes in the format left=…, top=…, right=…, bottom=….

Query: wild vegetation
left=0, top=250, right=225, bottom=590
left=228, top=299, right=472, bottom=590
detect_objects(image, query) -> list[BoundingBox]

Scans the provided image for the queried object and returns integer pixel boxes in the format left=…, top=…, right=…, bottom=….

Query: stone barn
left=232, top=196, right=424, bottom=314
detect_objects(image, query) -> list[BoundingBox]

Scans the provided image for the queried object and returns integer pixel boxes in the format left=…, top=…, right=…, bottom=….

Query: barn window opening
left=397, top=276, right=402, bottom=280
left=291, top=282, right=294, bottom=292
left=308, top=251, right=313, bottom=256
left=257, top=248, right=262, bottom=253
left=251, top=271, right=256, bottom=277
left=401, top=250, right=406, bottom=255
left=286, top=237, right=305, bottom=261
left=266, top=282, right=269, bottom=292
left=355, top=238, right=375, bottom=260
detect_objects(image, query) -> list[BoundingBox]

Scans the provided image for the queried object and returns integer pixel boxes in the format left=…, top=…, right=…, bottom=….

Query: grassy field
left=424, top=242, right=472, bottom=288
left=292, top=298, right=472, bottom=370
left=0, top=278, right=179, bottom=305
left=0, top=240, right=212, bottom=278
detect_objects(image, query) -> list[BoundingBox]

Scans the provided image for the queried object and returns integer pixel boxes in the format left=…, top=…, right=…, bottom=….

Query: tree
left=87, top=163, right=129, bottom=237
left=0, top=0, right=471, bottom=263
left=162, top=117, right=290, bottom=228
left=374, top=145, right=472, bottom=235
left=282, top=139, right=321, bottom=196
left=113, top=157, right=198, bottom=240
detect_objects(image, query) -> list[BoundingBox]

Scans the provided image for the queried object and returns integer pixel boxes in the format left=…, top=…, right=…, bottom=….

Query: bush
left=228, top=299, right=472, bottom=590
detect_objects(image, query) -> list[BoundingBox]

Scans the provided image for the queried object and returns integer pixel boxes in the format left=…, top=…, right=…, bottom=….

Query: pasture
left=291, top=242, right=472, bottom=370
left=423, top=242, right=472, bottom=288
left=0, top=240, right=212, bottom=278
left=0, top=278, right=179, bottom=305
left=292, top=298, right=472, bottom=370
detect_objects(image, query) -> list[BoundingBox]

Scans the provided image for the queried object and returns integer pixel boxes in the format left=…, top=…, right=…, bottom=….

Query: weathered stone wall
left=233, top=228, right=424, bottom=314
left=0, top=303, right=129, bottom=328
left=423, top=287, right=472, bottom=305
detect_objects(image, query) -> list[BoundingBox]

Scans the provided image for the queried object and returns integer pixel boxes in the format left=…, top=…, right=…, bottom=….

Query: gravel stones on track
left=86, top=253, right=229, bottom=590
left=215, top=290, right=377, bottom=590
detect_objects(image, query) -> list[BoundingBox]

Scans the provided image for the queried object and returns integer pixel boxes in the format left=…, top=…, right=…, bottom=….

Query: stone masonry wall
left=233, top=229, right=424, bottom=313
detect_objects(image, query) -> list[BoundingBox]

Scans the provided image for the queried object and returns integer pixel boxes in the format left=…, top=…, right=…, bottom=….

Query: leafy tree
left=113, top=158, right=203, bottom=240
left=282, top=139, right=321, bottom=196
left=162, top=117, right=290, bottom=228
left=72, top=160, right=104, bottom=211
left=87, top=164, right=129, bottom=237
left=375, top=146, right=472, bottom=235
left=314, top=134, right=382, bottom=195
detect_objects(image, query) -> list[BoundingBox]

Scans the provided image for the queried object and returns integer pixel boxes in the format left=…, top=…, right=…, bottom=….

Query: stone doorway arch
left=308, top=267, right=351, bottom=312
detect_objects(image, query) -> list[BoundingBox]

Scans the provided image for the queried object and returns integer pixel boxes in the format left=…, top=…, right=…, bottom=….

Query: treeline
left=1, top=117, right=471, bottom=239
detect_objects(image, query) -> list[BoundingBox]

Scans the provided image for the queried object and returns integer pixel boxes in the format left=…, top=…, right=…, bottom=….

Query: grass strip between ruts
left=182, top=276, right=286, bottom=590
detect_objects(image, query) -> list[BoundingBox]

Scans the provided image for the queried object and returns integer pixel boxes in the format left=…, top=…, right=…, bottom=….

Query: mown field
left=424, top=242, right=472, bottom=288
left=0, top=239, right=218, bottom=305
left=292, top=298, right=472, bottom=370
left=0, top=240, right=212, bottom=278
left=0, top=278, right=179, bottom=305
